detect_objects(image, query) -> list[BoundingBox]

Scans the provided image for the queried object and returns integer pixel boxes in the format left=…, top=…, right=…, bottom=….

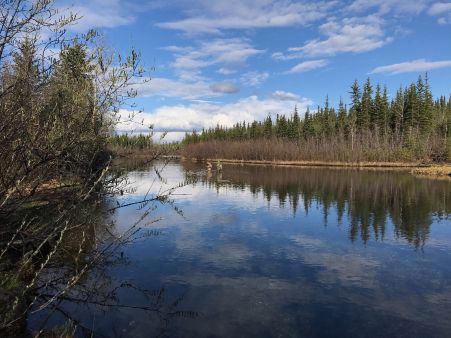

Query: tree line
left=110, top=133, right=155, bottom=150
left=183, top=76, right=451, bottom=162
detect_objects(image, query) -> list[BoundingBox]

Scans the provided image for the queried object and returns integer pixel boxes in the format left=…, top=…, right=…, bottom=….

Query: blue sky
left=62, top=0, right=451, bottom=140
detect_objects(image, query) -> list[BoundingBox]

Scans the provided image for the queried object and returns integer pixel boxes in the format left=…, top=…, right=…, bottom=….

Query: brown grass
left=412, top=166, right=451, bottom=177
left=181, top=136, right=445, bottom=164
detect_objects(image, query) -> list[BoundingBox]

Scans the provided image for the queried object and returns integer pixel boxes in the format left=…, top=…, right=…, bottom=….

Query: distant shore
left=182, top=157, right=451, bottom=176
left=111, top=147, right=181, bottom=159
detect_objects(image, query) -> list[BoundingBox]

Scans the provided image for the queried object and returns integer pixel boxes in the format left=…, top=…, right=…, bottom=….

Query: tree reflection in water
left=182, top=162, right=451, bottom=249
left=24, top=161, right=451, bottom=337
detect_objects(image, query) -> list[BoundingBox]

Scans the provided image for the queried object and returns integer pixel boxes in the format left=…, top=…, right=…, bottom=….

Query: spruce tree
left=291, top=105, right=301, bottom=139
left=382, top=86, right=390, bottom=136
left=349, top=80, right=361, bottom=148
left=419, top=73, right=433, bottom=134
left=10, top=38, right=40, bottom=137
left=373, top=83, right=383, bottom=132
left=303, top=106, right=312, bottom=138
left=263, top=115, right=273, bottom=138
left=404, top=84, right=418, bottom=133
left=337, top=97, right=347, bottom=135
left=349, top=80, right=361, bottom=128
left=360, top=78, right=373, bottom=130
left=391, top=87, right=404, bottom=141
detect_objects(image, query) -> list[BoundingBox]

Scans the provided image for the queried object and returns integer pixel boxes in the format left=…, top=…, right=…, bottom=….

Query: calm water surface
left=31, top=161, right=451, bottom=337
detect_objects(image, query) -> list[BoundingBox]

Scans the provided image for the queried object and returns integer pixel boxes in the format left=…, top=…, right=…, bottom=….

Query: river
left=29, top=160, right=451, bottom=337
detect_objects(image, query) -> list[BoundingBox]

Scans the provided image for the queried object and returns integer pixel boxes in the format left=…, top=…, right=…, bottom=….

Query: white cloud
left=271, top=91, right=300, bottom=101
left=169, top=38, right=265, bottom=76
left=160, top=45, right=191, bottom=53
left=210, top=82, right=240, bottom=94
left=153, top=131, right=187, bottom=143
left=60, top=0, right=135, bottom=32
left=348, top=0, right=429, bottom=14
left=428, top=2, right=451, bottom=24
left=134, top=77, right=222, bottom=100
left=428, top=2, right=451, bottom=15
left=217, top=68, right=237, bottom=75
left=370, top=59, right=451, bottom=74
left=271, top=52, right=288, bottom=61
left=287, top=59, right=328, bottom=73
left=288, top=16, right=392, bottom=57
left=240, top=71, right=270, bottom=86
left=437, top=16, right=451, bottom=23
left=135, top=39, right=265, bottom=100
left=271, top=51, right=302, bottom=61
left=116, top=95, right=313, bottom=138
left=156, top=0, right=337, bottom=34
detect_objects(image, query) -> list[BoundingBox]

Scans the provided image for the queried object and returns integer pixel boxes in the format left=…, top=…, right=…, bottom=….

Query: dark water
left=30, top=161, right=451, bottom=337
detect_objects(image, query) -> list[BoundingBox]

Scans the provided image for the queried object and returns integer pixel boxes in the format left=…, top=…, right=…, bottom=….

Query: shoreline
left=184, top=157, right=424, bottom=168
left=182, top=157, right=451, bottom=176
left=109, top=152, right=451, bottom=177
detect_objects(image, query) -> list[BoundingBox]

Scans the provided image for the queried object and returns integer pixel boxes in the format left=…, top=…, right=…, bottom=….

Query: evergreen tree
left=263, top=115, right=273, bottom=138
left=44, top=41, right=103, bottom=177
left=404, top=84, right=418, bottom=133
left=291, top=105, right=301, bottom=139
left=349, top=80, right=361, bottom=148
left=360, top=78, right=373, bottom=130
left=10, top=38, right=41, bottom=137
left=303, top=106, right=313, bottom=138
left=391, top=87, right=404, bottom=141
left=373, top=83, right=383, bottom=132
left=250, top=121, right=258, bottom=139
left=337, top=97, right=347, bottom=135
left=419, top=73, right=433, bottom=134
left=382, top=85, right=390, bottom=136
left=349, top=80, right=361, bottom=120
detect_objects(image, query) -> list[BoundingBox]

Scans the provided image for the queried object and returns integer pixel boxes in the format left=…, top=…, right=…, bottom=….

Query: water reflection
left=182, top=162, right=451, bottom=249
left=28, top=161, right=451, bottom=337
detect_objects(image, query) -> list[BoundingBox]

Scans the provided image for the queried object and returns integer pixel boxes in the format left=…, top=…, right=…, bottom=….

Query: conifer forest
left=183, top=77, right=451, bottom=163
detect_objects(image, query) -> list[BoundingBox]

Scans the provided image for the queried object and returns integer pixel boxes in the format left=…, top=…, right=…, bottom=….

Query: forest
left=182, top=77, right=451, bottom=163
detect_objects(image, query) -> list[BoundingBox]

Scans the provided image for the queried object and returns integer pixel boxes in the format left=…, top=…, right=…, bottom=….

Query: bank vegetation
left=0, top=1, right=165, bottom=336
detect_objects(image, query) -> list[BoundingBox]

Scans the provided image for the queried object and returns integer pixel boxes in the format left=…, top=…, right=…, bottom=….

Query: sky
left=61, top=0, right=451, bottom=141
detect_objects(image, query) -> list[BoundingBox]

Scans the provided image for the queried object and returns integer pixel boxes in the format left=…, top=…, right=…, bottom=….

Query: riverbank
left=185, top=157, right=424, bottom=168
left=182, top=157, right=451, bottom=176
left=108, top=150, right=451, bottom=177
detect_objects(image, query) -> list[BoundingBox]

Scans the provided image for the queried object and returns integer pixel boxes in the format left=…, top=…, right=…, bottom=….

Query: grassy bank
left=185, top=158, right=425, bottom=168
left=412, top=166, right=451, bottom=177
left=183, top=157, right=451, bottom=178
